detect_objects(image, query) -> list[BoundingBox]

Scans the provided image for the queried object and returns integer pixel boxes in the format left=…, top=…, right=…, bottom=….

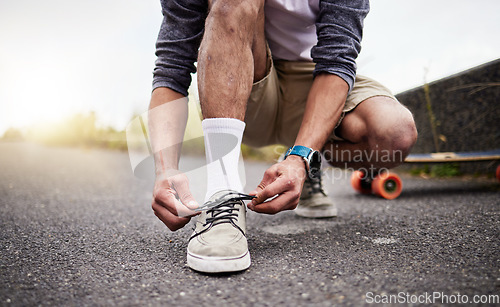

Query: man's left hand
left=248, top=155, right=306, bottom=214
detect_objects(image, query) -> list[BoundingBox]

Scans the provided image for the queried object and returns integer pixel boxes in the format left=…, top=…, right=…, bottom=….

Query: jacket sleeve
left=311, top=0, right=369, bottom=91
left=152, top=0, right=207, bottom=96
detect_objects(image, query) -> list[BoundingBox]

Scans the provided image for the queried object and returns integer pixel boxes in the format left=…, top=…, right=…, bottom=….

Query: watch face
left=309, top=151, right=322, bottom=178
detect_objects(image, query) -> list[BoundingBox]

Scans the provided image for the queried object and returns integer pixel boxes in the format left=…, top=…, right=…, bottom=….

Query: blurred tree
left=1, top=127, right=24, bottom=141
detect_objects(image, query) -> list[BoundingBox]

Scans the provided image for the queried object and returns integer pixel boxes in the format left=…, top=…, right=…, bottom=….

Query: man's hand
left=247, top=73, right=348, bottom=215
left=151, top=170, right=200, bottom=231
left=248, top=155, right=306, bottom=214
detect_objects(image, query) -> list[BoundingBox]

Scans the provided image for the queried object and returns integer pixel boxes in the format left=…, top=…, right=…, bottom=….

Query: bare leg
left=322, top=96, right=418, bottom=171
left=198, top=0, right=267, bottom=120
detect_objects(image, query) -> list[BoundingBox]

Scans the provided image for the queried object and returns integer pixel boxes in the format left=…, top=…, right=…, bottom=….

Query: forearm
left=148, top=87, right=188, bottom=174
left=294, top=73, right=349, bottom=150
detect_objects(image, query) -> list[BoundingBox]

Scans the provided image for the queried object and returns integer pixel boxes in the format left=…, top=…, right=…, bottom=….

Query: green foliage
left=241, top=144, right=286, bottom=162
left=409, top=163, right=461, bottom=178
left=430, top=163, right=461, bottom=177
left=2, top=112, right=128, bottom=150
left=1, top=127, right=24, bottom=141
left=1, top=110, right=294, bottom=163
left=180, top=136, right=205, bottom=156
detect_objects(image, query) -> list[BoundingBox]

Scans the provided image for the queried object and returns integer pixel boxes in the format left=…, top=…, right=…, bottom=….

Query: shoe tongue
left=208, top=190, right=240, bottom=202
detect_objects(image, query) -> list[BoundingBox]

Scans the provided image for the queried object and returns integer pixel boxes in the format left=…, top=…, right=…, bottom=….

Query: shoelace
left=307, top=173, right=327, bottom=196
left=190, top=192, right=255, bottom=240
left=194, top=192, right=255, bottom=213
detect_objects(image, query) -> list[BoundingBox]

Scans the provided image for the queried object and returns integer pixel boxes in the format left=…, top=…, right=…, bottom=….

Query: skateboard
left=350, top=149, right=500, bottom=199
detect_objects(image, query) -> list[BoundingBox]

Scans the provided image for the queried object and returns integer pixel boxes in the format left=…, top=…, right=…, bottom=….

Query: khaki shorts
left=243, top=57, right=396, bottom=148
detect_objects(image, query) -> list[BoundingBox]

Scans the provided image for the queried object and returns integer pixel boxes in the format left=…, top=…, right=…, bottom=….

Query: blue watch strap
left=285, top=145, right=312, bottom=159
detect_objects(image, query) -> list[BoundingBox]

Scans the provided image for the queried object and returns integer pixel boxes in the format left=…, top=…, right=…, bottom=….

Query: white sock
left=202, top=118, right=245, bottom=202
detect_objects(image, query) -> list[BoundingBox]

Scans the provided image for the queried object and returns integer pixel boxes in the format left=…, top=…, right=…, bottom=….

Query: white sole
left=294, top=207, right=338, bottom=218
left=187, top=251, right=251, bottom=273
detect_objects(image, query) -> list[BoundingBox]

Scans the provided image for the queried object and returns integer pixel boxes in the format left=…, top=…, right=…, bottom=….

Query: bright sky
left=1, top=0, right=499, bottom=135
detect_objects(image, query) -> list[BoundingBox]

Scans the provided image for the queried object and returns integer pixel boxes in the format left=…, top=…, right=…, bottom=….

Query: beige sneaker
left=187, top=190, right=254, bottom=273
left=295, top=173, right=337, bottom=218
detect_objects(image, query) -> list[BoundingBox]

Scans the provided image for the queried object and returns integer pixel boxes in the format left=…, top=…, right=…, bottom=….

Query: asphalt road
left=1, top=142, right=499, bottom=306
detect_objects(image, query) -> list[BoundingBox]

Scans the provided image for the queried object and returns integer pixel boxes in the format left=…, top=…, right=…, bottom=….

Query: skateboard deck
left=405, top=149, right=500, bottom=163
left=351, top=149, right=500, bottom=199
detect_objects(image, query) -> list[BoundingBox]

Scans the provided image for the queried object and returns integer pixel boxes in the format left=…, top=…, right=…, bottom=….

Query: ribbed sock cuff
left=201, top=118, right=246, bottom=135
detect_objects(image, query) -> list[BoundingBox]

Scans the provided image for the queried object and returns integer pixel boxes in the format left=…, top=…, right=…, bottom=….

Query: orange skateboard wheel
left=350, top=171, right=372, bottom=194
left=372, top=172, right=403, bottom=200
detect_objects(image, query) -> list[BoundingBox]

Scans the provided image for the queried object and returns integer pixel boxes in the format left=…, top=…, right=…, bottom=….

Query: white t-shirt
left=264, top=0, right=320, bottom=61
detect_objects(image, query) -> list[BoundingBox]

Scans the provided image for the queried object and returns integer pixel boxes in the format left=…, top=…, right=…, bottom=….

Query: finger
left=251, top=190, right=299, bottom=214
left=248, top=182, right=267, bottom=197
left=154, top=188, right=198, bottom=218
left=152, top=201, right=190, bottom=231
left=251, top=176, right=291, bottom=205
left=171, top=176, right=200, bottom=210
left=249, top=167, right=278, bottom=197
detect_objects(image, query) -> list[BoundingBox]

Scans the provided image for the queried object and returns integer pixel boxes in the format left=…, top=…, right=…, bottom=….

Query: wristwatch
left=284, top=145, right=322, bottom=178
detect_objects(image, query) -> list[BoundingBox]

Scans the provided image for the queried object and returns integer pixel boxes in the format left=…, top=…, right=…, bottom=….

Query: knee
left=370, top=108, right=418, bottom=158
left=393, top=114, right=418, bottom=156
left=208, top=0, right=263, bottom=28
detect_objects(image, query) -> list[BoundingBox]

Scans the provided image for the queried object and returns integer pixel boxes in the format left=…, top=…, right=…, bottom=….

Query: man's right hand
left=151, top=170, right=200, bottom=231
